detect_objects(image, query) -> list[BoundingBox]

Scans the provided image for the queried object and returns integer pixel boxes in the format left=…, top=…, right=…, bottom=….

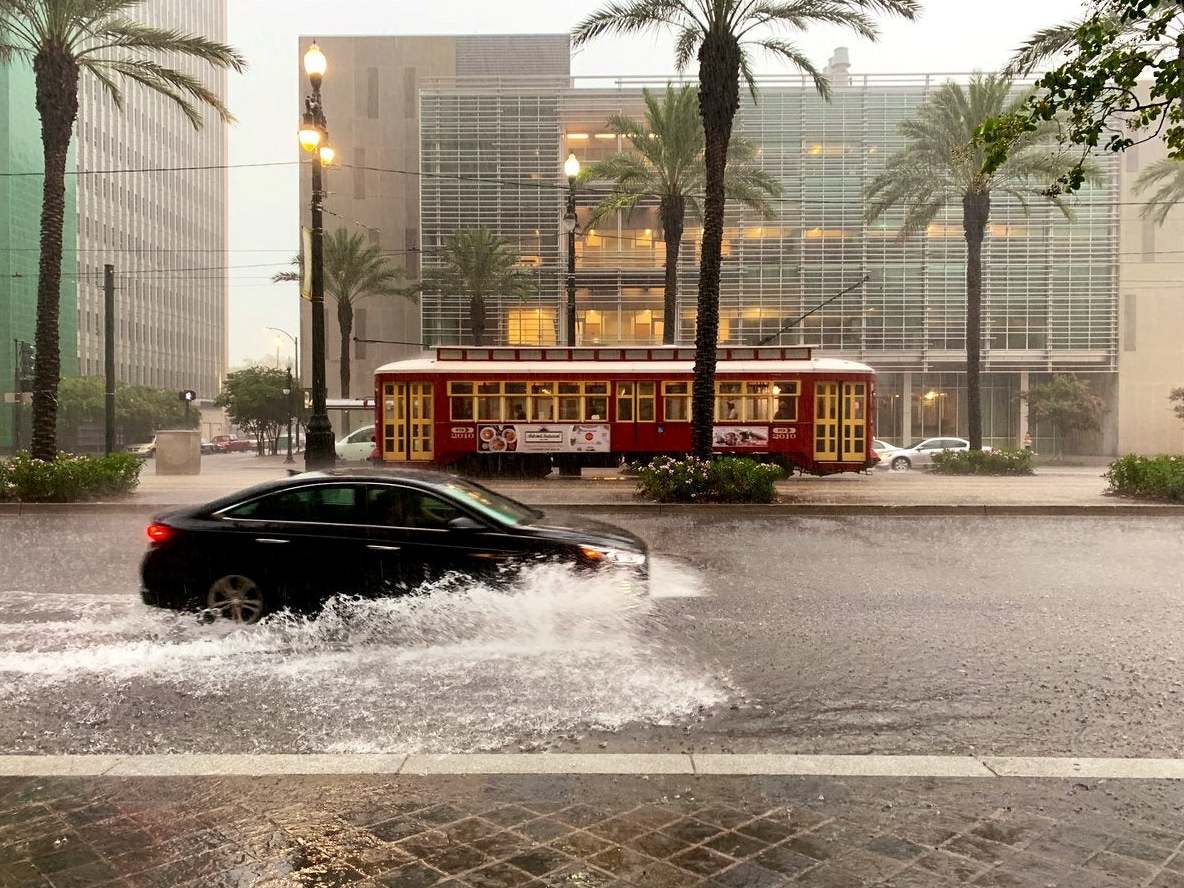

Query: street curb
left=1, top=753, right=1184, bottom=779
left=2, top=501, right=1183, bottom=517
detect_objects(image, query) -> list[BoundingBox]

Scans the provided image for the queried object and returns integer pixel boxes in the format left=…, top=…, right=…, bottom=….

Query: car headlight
left=579, top=545, right=647, bottom=567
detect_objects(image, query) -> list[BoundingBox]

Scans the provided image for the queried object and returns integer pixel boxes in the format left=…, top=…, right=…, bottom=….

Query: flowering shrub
left=930, top=448, right=1034, bottom=476
left=633, top=455, right=712, bottom=503
left=1105, top=455, right=1184, bottom=502
left=634, top=455, right=785, bottom=504
left=0, top=452, right=143, bottom=502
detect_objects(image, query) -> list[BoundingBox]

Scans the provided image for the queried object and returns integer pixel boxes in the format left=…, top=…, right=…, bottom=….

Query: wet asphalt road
left=0, top=508, right=1181, bottom=758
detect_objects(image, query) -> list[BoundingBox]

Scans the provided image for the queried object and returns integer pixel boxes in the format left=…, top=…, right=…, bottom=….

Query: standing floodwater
left=0, top=562, right=726, bottom=754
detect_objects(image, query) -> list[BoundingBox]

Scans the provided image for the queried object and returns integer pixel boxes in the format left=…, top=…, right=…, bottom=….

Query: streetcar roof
left=375, top=355, right=875, bottom=375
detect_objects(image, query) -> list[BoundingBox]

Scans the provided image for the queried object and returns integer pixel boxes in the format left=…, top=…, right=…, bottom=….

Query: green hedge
left=1105, top=455, right=1184, bottom=502
left=930, top=448, right=1035, bottom=476
left=634, top=456, right=785, bottom=503
left=0, top=452, right=143, bottom=502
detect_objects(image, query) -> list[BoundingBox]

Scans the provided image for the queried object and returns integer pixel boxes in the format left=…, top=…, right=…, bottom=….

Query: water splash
left=0, top=563, right=727, bottom=754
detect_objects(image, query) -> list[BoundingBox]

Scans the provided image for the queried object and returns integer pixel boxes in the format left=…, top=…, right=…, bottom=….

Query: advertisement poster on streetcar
left=477, top=424, right=611, bottom=454
left=712, top=426, right=770, bottom=448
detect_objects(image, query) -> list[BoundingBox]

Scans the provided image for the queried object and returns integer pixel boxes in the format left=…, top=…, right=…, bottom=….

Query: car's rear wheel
left=207, top=574, right=267, bottom=625
left=891, top=456, right=911, bottom=471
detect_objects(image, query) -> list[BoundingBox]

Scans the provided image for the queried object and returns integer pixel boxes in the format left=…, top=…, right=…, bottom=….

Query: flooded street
left=2, top=509, right=1183, bottom=758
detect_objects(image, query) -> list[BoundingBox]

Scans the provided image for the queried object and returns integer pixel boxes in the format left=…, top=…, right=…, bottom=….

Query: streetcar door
left=840, top=382, right=867, bottom=462
left=381, top=382, right=434, bottom=462
left=615, top=381, right=656, bottom=453
left=813, top=382, right=839, bottom=462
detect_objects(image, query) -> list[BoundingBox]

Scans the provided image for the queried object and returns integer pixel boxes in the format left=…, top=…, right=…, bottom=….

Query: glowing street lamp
left=299, top=40, right=335, bottom=469
left=563, top=153, right=581, bottom=345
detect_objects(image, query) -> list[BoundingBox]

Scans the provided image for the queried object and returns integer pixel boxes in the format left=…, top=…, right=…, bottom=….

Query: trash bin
left=155, top=429, right=202, bottom=475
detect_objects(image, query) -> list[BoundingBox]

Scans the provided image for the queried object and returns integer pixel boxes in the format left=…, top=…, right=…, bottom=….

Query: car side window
left=349, top=427, right=372, bottom=444
left=366, top=485, right=464, bottom=530
left=225, top=484, right=363, bottom=524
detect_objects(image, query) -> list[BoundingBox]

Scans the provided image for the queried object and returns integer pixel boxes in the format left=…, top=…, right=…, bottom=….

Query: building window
left=353, top=147, right=366, bottom=200
left=506, top=308, right=555, bottom=345
left=1123, top=293, right=1137, bottom=352
left=366, top=67, right=379, bottom=119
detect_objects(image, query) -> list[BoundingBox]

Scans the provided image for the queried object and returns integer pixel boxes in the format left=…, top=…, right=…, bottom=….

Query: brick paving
left=2, top=775, right=1183, bottom=887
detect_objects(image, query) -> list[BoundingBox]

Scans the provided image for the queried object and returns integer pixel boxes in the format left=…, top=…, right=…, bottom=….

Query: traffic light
left=15, top=341, right=34, bottom=392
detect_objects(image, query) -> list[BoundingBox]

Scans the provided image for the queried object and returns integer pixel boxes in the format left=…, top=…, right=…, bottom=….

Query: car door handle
left=256, top=538, right=290, bottom=545
left=367, top=544, right=401, bottom=552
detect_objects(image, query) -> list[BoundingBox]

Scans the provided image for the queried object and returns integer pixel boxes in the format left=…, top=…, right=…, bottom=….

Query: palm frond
left=1133, top=159, right=1184, bottom=225
left=572, top=0, right=693, bottom=45
left=741, top=2, right=878, bottom=42
left=754, top=38, right=829, bottom=98
left=83, top=58, right=231, bottom=126
left=1005, top=19, right=1083, bottom=76
left=79, top=17, right=246, bottom=72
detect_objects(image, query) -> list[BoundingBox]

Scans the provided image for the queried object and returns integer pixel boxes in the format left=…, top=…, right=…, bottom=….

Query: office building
left=74, top=0, right=229, bottom=401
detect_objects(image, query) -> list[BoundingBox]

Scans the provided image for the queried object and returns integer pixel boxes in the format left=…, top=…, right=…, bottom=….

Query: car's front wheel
left=207, top=574, right=268, bottom=624
left=891, top=456, right=911, bottom=471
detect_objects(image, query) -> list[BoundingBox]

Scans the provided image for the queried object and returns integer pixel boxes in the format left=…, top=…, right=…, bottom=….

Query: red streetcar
left=372, top=345, right=877, bottom=476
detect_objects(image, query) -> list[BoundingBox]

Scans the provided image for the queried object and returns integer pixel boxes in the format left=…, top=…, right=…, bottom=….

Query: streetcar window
left=773, top=380, right=800, bottom=421
left=530, top=383, right=555, bottom=421
left=586, top=396, right=608, bottom=421
left=559, top=395, right=581, bottom=421
left=637, top=383, right=656, bottom=422
left=715, top=382, right=743, bottom=421
left=616, top=383, right=634, bottom=422
left=663, top=381, right=690, bottom=421
left=746, top=382, right=771, bottom=422
left=448, top=382, right=475, bottom=422
left=477, top=382, right=502, bottom=421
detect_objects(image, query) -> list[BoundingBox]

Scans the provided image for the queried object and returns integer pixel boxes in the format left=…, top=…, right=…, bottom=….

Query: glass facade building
left=419, top=73, right=1121, bottom=450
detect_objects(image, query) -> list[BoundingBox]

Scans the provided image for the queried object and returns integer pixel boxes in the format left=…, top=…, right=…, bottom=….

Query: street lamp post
left=563, top=153, right=580, bottom=347
left=266, top=327, right=299, bottom=451
left=282, top=367, right=294, bottom=464
left=298, top=41, right=336, bottom=470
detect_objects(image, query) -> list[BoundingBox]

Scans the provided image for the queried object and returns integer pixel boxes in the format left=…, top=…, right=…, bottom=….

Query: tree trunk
left=337, top=299, right=353, bottom=399
left=691, top=33, right=741, bottom=457
left=30, top=50, right=80, bottom=460
left=471, top=294, right=486, bottom=346
left=660, top=195, right=685, bottom=345
left=963, top=190, right=990, bottom=452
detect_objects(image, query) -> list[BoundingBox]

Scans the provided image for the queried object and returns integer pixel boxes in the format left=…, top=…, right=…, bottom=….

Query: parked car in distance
left=140, top=468, right=649, bottom=624
left=887, top=437, right=991, bottom=471
left=127, top=439, right=156, bottom=458
left=872, top=438, right=901, bottom=467
left=200, top=440, right=219, bottom=455
left=213, top=435, right=254, bottom=453
left=336, top=425, right=376, bottom=461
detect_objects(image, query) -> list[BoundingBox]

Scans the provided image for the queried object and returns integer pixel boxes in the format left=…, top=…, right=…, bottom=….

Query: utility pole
left=104, top=265, right=116, bottom=455
left=11, top=339, right=19, bottom=454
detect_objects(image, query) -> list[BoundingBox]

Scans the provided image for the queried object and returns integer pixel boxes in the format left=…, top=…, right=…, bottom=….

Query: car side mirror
left=447, top=516, right=485, bottom=532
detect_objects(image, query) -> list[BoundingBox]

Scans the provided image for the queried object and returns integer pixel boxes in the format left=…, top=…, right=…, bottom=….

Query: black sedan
left=140, top=468, right=648, bottom=624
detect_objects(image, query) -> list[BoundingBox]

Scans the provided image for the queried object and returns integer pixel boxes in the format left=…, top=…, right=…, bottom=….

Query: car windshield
left=440, top=478, right=542, bottom=527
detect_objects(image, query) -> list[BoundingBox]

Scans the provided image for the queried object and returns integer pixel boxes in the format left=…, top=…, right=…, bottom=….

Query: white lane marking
left=2, top=753, right=1184, bottom=779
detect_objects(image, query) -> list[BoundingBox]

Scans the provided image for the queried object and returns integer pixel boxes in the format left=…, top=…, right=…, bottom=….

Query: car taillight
left=146, top=523, right=174, bottom=544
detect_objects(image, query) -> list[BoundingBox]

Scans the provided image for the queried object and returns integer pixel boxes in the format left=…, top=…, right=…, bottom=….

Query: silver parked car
left=886, top=437, right=986, bottom=471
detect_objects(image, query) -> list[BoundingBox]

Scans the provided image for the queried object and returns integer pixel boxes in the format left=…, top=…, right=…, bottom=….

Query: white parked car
left=872, top=438, right=902, bottom=465
left=335, top=424, right=375, bottom=461
left=886, top=437, right=990, bottom=471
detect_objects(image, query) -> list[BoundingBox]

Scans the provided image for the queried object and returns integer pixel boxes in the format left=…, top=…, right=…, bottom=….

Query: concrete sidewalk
left=109, top=455, right=1150, bottom=511
left=2, top=771, right=1181, bottom=887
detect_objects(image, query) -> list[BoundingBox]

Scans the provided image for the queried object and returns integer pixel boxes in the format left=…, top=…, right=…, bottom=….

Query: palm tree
left=0, top=0, right=245, bottom=460
left=574, top=0, right=918, bottom=456
left=865, top=74, right=1088, bottom=451
left=274, top=228, right=410, bottom=398
left=580, top=84, right=780, bottom=345
left=1134, top=158, right=1184, bottom=226
left=415, top=227, right=535, bottom=346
